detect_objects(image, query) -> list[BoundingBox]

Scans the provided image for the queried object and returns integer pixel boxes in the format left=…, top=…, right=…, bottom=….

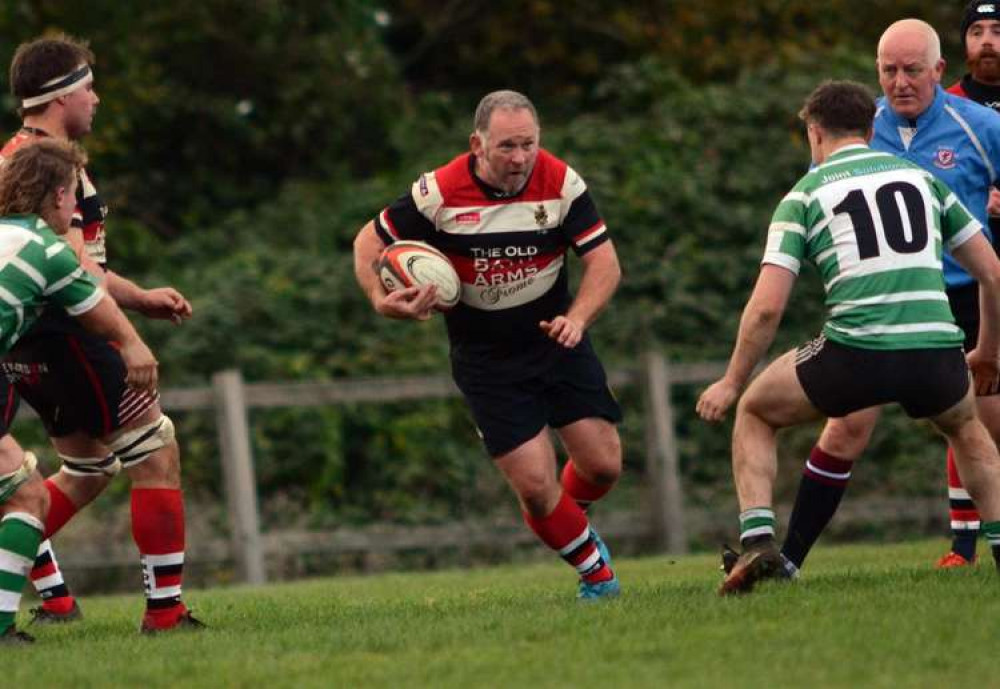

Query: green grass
left=7, top=539, right=999, bottom=689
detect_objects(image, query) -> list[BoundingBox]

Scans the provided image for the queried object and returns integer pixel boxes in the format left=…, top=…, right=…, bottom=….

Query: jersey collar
left=824, top=143, right=871, bottom=164
left=0, top=214, right=47, bottom=233
left=19, top=126, right=50, bottom=138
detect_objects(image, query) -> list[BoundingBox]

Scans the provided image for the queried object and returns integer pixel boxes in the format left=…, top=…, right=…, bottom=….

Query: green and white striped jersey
left=763, top=144, right=981, bottom=350
left=0, top=214, right=102, bottom=353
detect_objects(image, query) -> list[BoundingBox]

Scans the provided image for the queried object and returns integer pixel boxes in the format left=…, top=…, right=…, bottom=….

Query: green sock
left=0, top=512, right=43, bottom=632
left=739, top=507, right=776, bottom=546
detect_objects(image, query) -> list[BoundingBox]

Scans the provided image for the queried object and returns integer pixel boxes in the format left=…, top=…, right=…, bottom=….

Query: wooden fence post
left=641, top=351, right=688, bottom=554
left=213, top=369, right=266, bottom=584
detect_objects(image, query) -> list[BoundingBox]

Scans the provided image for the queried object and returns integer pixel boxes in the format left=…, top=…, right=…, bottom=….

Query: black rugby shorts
left=946, top=281, right=1000, bottom=397
left=795, top=335, right=969, bottom=419
left=0, top=375, right=20, bottom=437
left=4, top=324, right=159, bottom=439
left=453, top=339, right=623, bottom=457
left=947, top=281, right=980, bottom=353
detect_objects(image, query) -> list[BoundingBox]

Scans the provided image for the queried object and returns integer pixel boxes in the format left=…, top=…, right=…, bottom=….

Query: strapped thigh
left=59, top=452, right=120, bottom=477
left=107, top=414, right=175, bottom=469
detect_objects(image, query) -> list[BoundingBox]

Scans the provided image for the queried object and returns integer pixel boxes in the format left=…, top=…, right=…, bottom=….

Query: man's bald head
left=877, top=18, right=942, bottom=65
left=876, top=19, right=945, bottom=120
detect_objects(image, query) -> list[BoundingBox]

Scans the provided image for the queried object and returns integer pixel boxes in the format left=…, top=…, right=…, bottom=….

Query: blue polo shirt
left=873, top=85, right=1000, bottom=288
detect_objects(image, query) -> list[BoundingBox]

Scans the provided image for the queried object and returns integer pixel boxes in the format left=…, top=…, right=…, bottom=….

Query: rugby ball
left=377, top=240, right=461, bottom=310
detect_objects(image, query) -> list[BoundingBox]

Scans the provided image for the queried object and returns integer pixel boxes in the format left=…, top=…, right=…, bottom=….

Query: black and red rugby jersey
left=947, top=76, right=1000, bottom=112
left=0, top=130, right=108, bottom=266
left=374, top=149, right=610, bottom=373
left=1, top=130, right=109, bottom=338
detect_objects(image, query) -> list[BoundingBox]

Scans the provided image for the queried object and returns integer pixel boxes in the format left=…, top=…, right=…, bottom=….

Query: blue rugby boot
left=577, top=575, right=621, bottom=601
left=577, top=528, right=620, bottom=601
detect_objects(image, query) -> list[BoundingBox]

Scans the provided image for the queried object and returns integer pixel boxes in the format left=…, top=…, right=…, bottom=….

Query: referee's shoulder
left=945, top=89, right=1000, bottom=124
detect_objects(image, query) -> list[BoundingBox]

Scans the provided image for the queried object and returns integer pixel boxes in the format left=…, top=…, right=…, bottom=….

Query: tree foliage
left=0, top=1, right=403, bottom=238
left=383, top=1, right=968, bottom=103
left=0, top=2, right=965, bottom=523
left=142, top=51, right=943, bottom=521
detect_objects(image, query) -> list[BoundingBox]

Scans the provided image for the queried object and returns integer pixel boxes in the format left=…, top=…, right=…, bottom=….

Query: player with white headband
left=2, top=33, right=201, bottom=634
left=20, top=63, right=94, bottom=110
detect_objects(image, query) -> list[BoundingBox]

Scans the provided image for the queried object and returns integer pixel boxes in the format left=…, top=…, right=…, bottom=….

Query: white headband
left=21, top=64, right=93, bottom=109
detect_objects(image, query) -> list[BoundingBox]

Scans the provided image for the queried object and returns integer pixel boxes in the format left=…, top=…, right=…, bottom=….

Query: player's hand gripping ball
left=377, top=240, right=461, bottom=310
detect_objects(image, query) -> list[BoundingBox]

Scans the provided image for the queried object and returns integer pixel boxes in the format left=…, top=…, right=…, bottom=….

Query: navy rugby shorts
left=0, top=375, right=20, bottom=437
left=452, top=339, right=623, bottom=458
left=947, top=281, right=981, bottom=353
left=946, top=282, right=1000, bottom=396
left=3, top=323, right=159, bottom=439
left=795, top=335, right=969, bottom=419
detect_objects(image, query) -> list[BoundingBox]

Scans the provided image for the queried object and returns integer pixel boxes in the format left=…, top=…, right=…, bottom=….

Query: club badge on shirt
left=534, top=204, right=548, bottom=227
left=934, top=147, right=957, bottom=170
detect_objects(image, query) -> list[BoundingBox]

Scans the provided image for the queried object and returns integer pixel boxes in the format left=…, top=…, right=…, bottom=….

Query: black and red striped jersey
left=374, top=149, right=610, bottom=374
left=0, top=129, right=108, bottom=266
left=948, top=76, right=1000, bottom=112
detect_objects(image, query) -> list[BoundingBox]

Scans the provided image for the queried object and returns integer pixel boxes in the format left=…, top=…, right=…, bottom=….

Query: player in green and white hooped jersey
left=0, top=140, right=157, bottom=643
left=766, top=148, right=978, bottom=351
left=697, top=80, right=1000, bottom=596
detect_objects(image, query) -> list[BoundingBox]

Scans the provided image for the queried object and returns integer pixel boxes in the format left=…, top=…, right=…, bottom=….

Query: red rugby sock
left=523, top=492, right=613, bottom=583
left=43, top=480, right=79, bottom=539
left=132, top=488, right=187, bottom=624
left=560, top=460, right=612, bottom=511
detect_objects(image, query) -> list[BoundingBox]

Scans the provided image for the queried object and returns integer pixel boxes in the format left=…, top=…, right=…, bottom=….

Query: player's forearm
left=566, top=243, right=621, bottom=328
left=723, top=265, right=796, bottom=388
left=73, top=294, right=143, bottom=347
left=723, top=304, right=782, bottom=389
left=353, top=222, right=388, bottom=307
left=74, top=295, right=158, bottom=392
left=105, top=270, right=148, bottom=311
left=566, top=274, right=618, bottom=328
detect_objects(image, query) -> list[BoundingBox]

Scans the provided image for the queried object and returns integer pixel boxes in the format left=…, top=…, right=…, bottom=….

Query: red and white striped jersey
left=0, top=129, right=108, bottom=266
left=374, top=149, right=609, bottom=372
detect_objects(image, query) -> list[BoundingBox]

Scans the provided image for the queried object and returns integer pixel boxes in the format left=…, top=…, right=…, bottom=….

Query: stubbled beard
left=66, top=121, right=89, bottom=141
left=969, top=52, right=1000, bottom=84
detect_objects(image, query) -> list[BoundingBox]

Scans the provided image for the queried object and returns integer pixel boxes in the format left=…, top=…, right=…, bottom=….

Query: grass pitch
left=7, top=539, right=999, bottom=689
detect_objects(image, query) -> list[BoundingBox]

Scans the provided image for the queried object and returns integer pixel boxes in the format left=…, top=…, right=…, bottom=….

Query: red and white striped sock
left=523, top=492, right=613, bottom=583
left=560, top=460, right=612, bottom=512
left=30, top=539, right=76, bottom=614
left=946, top=446, right=979, bottom=561
left=131, top=488, right=187, bottom=628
